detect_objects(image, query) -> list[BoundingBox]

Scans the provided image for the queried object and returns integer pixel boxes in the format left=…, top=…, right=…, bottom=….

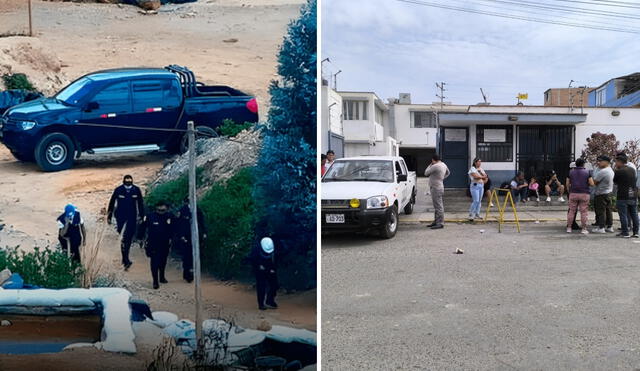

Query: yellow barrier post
left=483, top=188, right=521, bottom=233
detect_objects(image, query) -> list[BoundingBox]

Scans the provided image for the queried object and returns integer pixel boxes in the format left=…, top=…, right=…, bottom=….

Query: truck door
left=79, top=81, right=135, bottom=147
left=395, top=160, right=410, bottom=207
left=128, top=79, right=182, bottom=145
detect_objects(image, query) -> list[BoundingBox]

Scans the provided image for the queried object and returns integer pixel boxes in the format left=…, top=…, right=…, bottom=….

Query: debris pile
left=152, top=128, right=262, bottom=191
left=0, top=37, right=68, bottom=96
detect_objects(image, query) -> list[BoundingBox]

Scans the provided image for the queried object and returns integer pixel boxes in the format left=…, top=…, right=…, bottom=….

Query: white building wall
left=320, top=85, right=343, bottom=154
left=576, top=107, right=640, bottom=153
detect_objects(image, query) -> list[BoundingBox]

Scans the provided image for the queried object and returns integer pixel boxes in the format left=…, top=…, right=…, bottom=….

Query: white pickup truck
left=321, top=156, right=417, bottom=238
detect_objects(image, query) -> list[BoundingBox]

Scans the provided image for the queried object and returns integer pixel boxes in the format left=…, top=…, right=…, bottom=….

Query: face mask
left=124, top=185, right=132, bottom=190
left=157, top=209, right=167, bottom=215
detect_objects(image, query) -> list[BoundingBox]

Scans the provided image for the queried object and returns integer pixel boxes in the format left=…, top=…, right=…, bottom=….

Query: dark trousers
left=149, top=249, right=169, bottom=285
left=617, top=199, right=639, bottom=235
left=180, top=241, right=194, bottom=282
left=256, top=271, right=278, bottom=307
left=117, top=218, right=137, bottom=265
left=512, top=187, right=528, bottom=202
left=59, top=236, right=81, bottom=264
left=594, top=194, right=613, bottom=229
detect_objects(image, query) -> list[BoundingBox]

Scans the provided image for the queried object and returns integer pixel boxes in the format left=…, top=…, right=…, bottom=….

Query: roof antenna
left=480, top=88, right=488, bottom=104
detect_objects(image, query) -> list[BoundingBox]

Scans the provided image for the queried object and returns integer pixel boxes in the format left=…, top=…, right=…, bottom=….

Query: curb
left=400, top=218, right=566, bottom=224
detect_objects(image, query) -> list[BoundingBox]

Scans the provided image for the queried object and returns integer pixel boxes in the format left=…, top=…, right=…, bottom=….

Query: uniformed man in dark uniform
left=138, top=201, right=174, bottom=289
left=247, top=237, right=278, bottom=310
left=57, top=204, right=86, bottom=264
left=107, top=175, right=144, bottom=270
left=175, top=197, right=208, bottom=283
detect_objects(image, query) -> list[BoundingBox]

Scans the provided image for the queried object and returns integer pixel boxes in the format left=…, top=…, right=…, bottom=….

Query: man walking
left=107, top=175, right=144, bottom=270
left=57, top=204, right=86, bottom=264
left=139, top=201, right=174, bottom=289
left=613, top=155, right=639, bottom=238
left=175, top=198, right=208, bottom=283
left=592, top=155, right=614, bottom=234
left=424, top=154, right=450, bottom=229
left=247, top=237, right=279, bottom=311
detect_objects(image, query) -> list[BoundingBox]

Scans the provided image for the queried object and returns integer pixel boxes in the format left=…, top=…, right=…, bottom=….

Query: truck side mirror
left=84, top=101, right=100, bottom=112
left=397, top=173, right=407, bottom=182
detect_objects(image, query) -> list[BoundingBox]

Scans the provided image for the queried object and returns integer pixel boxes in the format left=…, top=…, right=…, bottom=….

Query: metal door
left=439, top=127, right=469, bottom=188
left=517, top=125, right=574, bottom=182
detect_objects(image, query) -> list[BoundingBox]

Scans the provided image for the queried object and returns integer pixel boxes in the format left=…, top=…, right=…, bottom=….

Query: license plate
left=325, top=214, right=345, bottom=223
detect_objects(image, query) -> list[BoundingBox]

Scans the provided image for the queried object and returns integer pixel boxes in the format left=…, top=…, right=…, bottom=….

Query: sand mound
left=0, top=37, right=68, bottom=95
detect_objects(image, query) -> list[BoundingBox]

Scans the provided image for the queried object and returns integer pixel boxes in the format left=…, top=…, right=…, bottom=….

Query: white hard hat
left=260, top=237, right=274, bottom=254
left=569, top=162, right=576, bottom=169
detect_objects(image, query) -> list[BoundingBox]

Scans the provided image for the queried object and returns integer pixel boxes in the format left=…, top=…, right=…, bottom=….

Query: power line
left=395, top=0, right=640, bottom=34
left=474, top=0, right=640, bottom=20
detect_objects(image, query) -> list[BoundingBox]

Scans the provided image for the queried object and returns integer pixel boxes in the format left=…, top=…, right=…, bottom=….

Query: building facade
left=544, top=88, right=593, bottom=107
left=589, top=73, right=640, bottom=107
left=320, top=82, right=344, bottom=157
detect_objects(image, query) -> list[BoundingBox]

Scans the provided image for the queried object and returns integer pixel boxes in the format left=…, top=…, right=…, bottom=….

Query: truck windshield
left=323, top=160, right=394, bottom=183
left=55, top=77, right=93, bottom=105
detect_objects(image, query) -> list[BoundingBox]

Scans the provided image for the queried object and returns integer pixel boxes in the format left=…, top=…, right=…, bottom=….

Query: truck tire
left=34, top=133, right=75, bottom=172
left=404, top=188, right=416, bottom=215
left=179, top=126, right=218, bottom=154
left=380, top=205, right=398, bottom=239
left=10, top=150, right=34, bottom=162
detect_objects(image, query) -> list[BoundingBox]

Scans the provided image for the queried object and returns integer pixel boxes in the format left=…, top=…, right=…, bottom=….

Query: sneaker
left=536, top=197, right=540, bottom=202
left=566, top=228, right=572, bottom=233
left=430, top=224, right=444, bottom=230
left=606, top=227, right=615, bottom=233
left=632, top=234, right=640, bottom=238
left=468, top=215, right=474, bottom=221
left=160, top=277, right=168, bottom=284
left=265, top=301, right=278, bottom=309
left=592, top=227, right=606, bottom=234
left=489, top=202, right=495, bottom=207
left=617, top=233, right=631, bottom=238
left=475, top=214, right=482, bottom=219
left=546, top=197, right=551, bottom=202
left=124, top=262, right=132, bottom=271
left=581, top=229, right=589, bottom=235
left=558, top=197, right=566, bottom=202
left=259, top=305, right=267, bottom=311
left=153, top=282, right=159, bottom=290
left=426, top=222, right=436, bottom=228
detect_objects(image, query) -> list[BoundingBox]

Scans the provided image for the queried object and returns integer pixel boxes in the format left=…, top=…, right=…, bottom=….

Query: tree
left=581, top=132, right=619, bottom=166
left=253, top=0, right=316, bottom=290
left=621, top=139, right=640, bottom=168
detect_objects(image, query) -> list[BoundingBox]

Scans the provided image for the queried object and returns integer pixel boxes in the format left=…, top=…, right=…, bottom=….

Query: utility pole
left=436, top=82, right=446, bottom=109
left=187, top=121, right=203, bottom=353
left=333, top=70, right=342, bottom=91
left=578, top=86, right=587, bottom=114
left=568, top=80, right=575, bottom=112
left=435, top=82, right=446, bottom=155
left=28, top=0, right=33, bottom=36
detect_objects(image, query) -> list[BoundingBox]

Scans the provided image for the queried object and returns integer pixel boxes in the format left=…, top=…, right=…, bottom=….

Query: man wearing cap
left=107, top=175, right=144, bottom=271
left=57, top=204, right=86, bottom=263
left=247, top=237, right=278, bottom=310
left=592, top=155, right=615, bottom=233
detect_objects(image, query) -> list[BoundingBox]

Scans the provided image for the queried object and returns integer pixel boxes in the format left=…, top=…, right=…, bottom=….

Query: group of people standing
left=423, top=153, right=639, bottom=236
left=57, top=175, right=280, bottom=310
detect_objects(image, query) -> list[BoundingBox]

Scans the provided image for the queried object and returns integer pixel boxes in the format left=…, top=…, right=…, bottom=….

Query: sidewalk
left=401, top=177, right=620, bottom=224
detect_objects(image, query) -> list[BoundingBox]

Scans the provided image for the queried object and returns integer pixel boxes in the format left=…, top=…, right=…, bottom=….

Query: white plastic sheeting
left=148, top=311, right=179, bottom=328
left=0, top=288, right=136, bottom=353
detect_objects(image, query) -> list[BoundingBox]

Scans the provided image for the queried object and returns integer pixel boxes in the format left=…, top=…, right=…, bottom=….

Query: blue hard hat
left=64, top=204, right=76, bottom=217
left=260, top=237, right=274, bottom=254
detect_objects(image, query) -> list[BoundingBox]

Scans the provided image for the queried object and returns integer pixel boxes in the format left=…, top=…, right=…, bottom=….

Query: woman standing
left=566, top=158, right=594, bottom=234
left=468, top=158, right=488, bottom=220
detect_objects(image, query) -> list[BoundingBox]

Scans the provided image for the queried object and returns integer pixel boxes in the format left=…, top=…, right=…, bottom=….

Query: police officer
left=175, top=197, right=208, bottom=283
left=248, top=237, right=278, bottom=310
left=107, top=175, right=144, bottom=270
left=57, top=204, right=86, bottom=264
left=138, top=201, right=174, bottom=289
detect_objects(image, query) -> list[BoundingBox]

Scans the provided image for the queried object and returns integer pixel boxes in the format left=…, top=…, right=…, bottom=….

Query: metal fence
left=0, top=0, right=32, bottom=37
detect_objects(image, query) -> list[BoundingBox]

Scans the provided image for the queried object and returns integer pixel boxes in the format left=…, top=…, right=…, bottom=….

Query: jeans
left=594, top=194, right=613, bottom=229
left=511, top=187, right=528, bottom=202
left=617, top=199, right=639, bottom=235
left=567, top=193, right=590, bottom=229
left=469, top=183, right=484, bottom=216
left=431, top=187, right=445, bottom=225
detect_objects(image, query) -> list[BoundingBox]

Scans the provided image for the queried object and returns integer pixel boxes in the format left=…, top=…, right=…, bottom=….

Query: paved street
left=322, top=223, right=640, bottom=370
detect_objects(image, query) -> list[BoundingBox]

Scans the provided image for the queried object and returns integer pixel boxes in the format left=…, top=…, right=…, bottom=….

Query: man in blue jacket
left=138, top=201, right=174, bottom=289
left=247, top=237, right=278, bottom=310
left=175, top=198, right=208, bottom=283
left=107, top=175, right=144, bottom=270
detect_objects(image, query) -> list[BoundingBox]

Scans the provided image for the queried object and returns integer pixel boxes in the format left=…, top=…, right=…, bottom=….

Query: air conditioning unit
left=399, top=93, right=411, bottom=104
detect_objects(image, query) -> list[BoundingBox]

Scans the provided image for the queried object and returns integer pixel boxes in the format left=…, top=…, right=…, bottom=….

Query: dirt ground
left=0, top=0, right=315, bottom=368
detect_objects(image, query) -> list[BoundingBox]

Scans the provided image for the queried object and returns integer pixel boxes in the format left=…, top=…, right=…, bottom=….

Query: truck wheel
left=10, top=151, right=34, bottom=162
left=404, top=189, right=416, bottom=215
left=34, top=133, right=75, bottom=172
left=380, top=205, right=398, bottom=239
left=179, top=126, right=218, bottom=153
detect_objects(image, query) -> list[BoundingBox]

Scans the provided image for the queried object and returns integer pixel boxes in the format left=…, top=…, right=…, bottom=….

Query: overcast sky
left=321, top=0, right=640, bottom=105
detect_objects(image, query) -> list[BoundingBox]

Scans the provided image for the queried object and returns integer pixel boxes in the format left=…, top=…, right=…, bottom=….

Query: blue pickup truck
left=0, top=65, right=258, bottom=171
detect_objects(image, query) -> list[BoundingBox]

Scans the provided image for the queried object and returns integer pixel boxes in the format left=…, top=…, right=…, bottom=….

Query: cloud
left=322, top=0, right=639, bottom=105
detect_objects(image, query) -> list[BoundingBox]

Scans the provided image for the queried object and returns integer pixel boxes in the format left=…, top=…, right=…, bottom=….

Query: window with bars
left=476, top=125, right=513, bottom=162
left=343, top=100, right=368, bottom=120
left=410, top=111, right=436, bottom=128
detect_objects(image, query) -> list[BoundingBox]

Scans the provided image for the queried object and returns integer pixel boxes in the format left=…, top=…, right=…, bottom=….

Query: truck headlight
left=366, top=195, right=388, bottom=209
left=19, top=121, right=37, bottom=130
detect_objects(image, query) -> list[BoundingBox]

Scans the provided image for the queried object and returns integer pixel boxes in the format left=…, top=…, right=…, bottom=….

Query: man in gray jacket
left=424, top=154, right=450, bottom=229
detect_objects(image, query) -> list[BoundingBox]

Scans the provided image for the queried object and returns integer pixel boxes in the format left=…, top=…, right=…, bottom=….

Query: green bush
left=199, top=167, right=255, bottom=280
left=217, top=119, right=254, bottom=137
left=145, top=170, right=204, bottom=212
left=0, top=246, right=83, bottom=288
left=2, top=73, right=36, bottom=91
